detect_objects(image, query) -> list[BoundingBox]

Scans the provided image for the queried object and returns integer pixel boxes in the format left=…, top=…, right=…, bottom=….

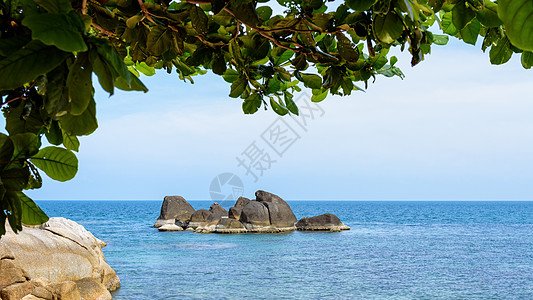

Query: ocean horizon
left=36, top=200, right=533, bottom=299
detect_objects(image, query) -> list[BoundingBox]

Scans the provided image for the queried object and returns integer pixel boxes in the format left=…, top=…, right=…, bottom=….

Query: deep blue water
left=36, top=201, right=533, bottom=299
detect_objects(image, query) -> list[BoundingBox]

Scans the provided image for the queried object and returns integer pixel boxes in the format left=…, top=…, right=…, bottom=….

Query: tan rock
left=45, top=281, right=81, bottom=299
left=31, top=286, right=53, bottom=299
left=0, top=281, right=33, bottom=300
left=75, top=278, right=112, bottom=300
left=0, top=259, right=30, bottom=289
left=0, top=218, right=120, bottom=292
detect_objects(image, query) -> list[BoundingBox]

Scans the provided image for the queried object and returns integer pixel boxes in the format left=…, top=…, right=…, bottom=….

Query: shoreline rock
left=0, top=218, right=119, bottom=300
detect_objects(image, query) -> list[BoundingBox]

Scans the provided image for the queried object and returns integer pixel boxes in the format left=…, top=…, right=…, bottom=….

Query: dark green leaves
left=67, top=53, right=94, bottom=116
left=489, top=37, right=513, bottom=65
left=34, top=0, right=73, bottom=13
left=336, top=33, right=359, bottom=62
left=242, top=93, right=262, bottom=114
left=373, top=12, right=404, bottom=44
left=22, top=11, right=88, bottom=52
left=190, top=5, right=209, bottom=35
left=230, top=0, right=260, bottom=27
left=460, top=19, right=481, bottom=45
left=498, top=0, right=533, bottom=51
left=19, top=193, right=49, bottom=225
left=30, top=147, right=78, bottom=182
left=229, top=76, right=248, bottom=98
left=452, top=1, right=475, bottom=31
left=0, top=40, right=69, bottom=90
left=476, top=1, right=502, bottom=27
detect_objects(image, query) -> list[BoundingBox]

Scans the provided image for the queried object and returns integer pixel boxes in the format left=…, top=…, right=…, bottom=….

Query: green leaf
left=223, top=69, right=240, bottom=83
left=432, top=34, right=449, bottom=45
left=34, top=0, right=73, bottom=13
left=230, top=0, right=260, bottom=26
left=242, top=93, right=262, bottom=114
left=441, top=12, right=459, bottom=36
left=0, top=35, right=32, bottom=57
left=67, top=53, right=94, bottom=115
left=190, top=5, right=209, bottom=35
left=91, top=54, right=115, bottom=95
left=489, top=37, right=513, bottom=65
left=19, top=192, right=49, bottom=225
left=62, top=131, right=80, bottom=152
left=10, top=133, right=41, bottom=160
left=0, top=167, right=30, bottom=191
left=91, top=38, right=132, bottom=85
left=4, top=191, right=22, bottom=233
left=60, top=99, right=98, bottom=136
left=298, top=73, right=322, bottom=89
left=229, top=76, right=248, bottom=98
left=311, top=89, right=328, bottom=102
left=345, top=0, right=375, bottom=11
left=45, top=121, right=63, bottom=146
left=31, top=147, right=78, bottom=182
left=270, top=98, right=288, bottom=116
left=126, top=15, right=143, bottom=29
left=498, top=0, right=533, bottom=51
left=22, top=11, right=88, bottom=52
left=373, top=12, right=404, bottom=44
left=114, top=75, right=148, bottom=92
left=452, top=1, right=475, bottom=31
left=476, top=1, right=503, bottom=27
left=0, top=134, right=14, bottom=171
left=521, top=51, right=533, bottom=69
left=212, top=53, right=227, bottom=75
left=257, top=6, right=272, bottom=21
left=146, top=26, right=173, bottom=56
left=284, top=95, right=299, bottom=115
left=460, top=19, right=481, bottom=45
left=45, top=63, right=70, bottom=117
left=135, top=62, right=156, bottom=76
left=336, top=33, right=359, bottom=62
left=0, top=40, right=69, bottom=90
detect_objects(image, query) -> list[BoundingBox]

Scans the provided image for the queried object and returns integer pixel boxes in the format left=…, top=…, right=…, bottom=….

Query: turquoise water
left=37, top=201, right=533, bottom=299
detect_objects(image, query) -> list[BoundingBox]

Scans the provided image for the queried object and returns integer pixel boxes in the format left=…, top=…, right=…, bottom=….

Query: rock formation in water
left=153, top=195, right=196, bottom=228
left=0, top=217, right=119, bottom=300
left=296, top=213, right=351, bottom=231
left=154, top=190, right=349, bottom=234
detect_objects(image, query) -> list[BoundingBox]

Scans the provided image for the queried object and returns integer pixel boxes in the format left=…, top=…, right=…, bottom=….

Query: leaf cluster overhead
left=0, top=0, right=531, bottom=237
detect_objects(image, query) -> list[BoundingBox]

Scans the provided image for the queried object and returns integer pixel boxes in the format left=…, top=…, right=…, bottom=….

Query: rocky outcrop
left=153, top=196, right=195, bottom=228
left=296, top=213, right=350, bottom=231
left=0, top=218, right=118, bottom=300
left=154, top=191, right=349, bottom=234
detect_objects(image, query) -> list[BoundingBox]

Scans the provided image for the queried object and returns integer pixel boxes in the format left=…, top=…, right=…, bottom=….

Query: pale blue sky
left=20, top=38, right=533, bottom=201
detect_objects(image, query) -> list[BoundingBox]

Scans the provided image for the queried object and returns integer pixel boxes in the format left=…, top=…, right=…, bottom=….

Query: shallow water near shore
left=37, top=200, right=533, bottom=299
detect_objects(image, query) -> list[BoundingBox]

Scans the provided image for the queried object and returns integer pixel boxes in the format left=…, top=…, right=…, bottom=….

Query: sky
left=17, top=37, right=533, bottom=201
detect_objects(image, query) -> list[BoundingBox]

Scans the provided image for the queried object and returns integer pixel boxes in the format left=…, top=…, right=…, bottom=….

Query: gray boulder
left=188, top=209, right=211, bottom=229
left=262, top=202, right=297, bottom=230
left=295, top=213, right=350, bottom=231
left=234, top=197, right=251, bottom=209
left=240, top=201, right=270, bottom=227
left=255, top=190, right=297, bottom=230
left=255, top=190, right=285, bottom=204
left=228, top=207, right=242, bottom=220
left=154, top=196, right=195, bottom=228
left=209, top=203, right=227, bottom=217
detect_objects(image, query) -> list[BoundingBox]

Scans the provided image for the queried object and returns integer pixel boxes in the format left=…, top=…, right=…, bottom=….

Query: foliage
left=0, top=0, right=531, bottom=237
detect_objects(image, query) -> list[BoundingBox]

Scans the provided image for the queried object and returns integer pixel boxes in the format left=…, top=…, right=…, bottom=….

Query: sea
left=36, top=200, right=533, bottom=299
